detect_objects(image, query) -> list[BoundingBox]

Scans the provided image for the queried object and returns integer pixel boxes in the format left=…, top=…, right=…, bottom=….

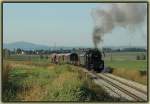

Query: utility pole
left=54, top=42, right=56, bottom=51
left=110, top=52, right=112, bottom=61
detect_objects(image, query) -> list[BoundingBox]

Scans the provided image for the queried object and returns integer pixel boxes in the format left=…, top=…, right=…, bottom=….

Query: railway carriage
left=70, top=53, right=79, bottom=65
left=57, top=54, right=65, bottom=64
left=64, top=53, right=71, bottom=64
left=51, top=53, right=57, bottom=63
left=79, top=53, right=86, bottom=66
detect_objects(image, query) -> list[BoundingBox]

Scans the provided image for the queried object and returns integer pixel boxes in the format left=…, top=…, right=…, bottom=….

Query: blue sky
left=3, top=3, right=147, bottom=47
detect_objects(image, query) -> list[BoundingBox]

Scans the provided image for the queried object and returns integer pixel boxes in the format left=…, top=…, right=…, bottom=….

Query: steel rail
left=103, top=73, right=147, bottom=95
left=95, top=73, right=145, bottom=101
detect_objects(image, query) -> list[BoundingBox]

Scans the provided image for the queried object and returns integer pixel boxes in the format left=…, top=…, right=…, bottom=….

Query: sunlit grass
left=105, top=60, right=147, bottom=71
left=2, top=61, right=119, bottom=102
left=112, top=68, right=147, bottom=85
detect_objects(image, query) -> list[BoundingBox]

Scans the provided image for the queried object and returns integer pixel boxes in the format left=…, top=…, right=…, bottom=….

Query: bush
left=139, top=70, right=147, bottom=76
left=136, top=54, right=146, bottom=60
left=141, top=54, right=146, bottom=60
left=2, top=62, right=16, bottom=102
left=136, top=55, right=140, bottom=60
left=45, top=56, right=49, bottom=59
left=112, top=68, right=147, bottom=85
left=40, top=55, right=44, bottom=59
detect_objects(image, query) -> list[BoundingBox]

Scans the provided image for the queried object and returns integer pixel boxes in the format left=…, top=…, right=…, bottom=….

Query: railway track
left=80, top=68, right=147, bottom=101
left=103, top=73, right=147, bottom=95
left=97, top=73, right=147, bottom=101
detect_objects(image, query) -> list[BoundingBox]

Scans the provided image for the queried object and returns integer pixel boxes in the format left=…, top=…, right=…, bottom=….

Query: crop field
left=2, top=60, right=120, bottom=102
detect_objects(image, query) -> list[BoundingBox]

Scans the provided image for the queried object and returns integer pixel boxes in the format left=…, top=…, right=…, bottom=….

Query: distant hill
left=3, top=41, right=81, bottom=50
left=3, top=41, right=51, bottom=50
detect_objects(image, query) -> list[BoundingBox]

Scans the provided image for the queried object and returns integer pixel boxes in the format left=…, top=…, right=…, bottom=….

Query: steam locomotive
left=51, top=48, right=104, bottom=72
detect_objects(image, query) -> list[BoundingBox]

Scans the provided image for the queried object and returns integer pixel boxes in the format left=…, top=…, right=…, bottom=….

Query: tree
left=40, top=55, right=44, bottom=59
left=16, top=48, right=22, bottom=54
left=3, top=49, right=10, bottom=59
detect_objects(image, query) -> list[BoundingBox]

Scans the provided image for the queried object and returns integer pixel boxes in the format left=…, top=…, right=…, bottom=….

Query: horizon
left=4, top=41, right=147, bottom=49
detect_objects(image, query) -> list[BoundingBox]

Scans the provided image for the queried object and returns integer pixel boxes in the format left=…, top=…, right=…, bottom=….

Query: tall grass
left=2, top=61, right=119, bottom=102
left=112, top=68, right=147, bottom=85
left=105, top=60, right=147, bottom=85
left=2, top=62, right=17, bottom=101
left=2, top=62, right=12, bottom=86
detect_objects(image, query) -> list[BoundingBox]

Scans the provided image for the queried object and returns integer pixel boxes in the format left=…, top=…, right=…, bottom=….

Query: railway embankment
left=79, top=67, right=147, bottom=102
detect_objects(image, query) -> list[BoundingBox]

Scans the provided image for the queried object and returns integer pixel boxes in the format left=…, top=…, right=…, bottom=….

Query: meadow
left=105, top=60, right=147, bottom=71
left=2, top=60, right=120, bottom=102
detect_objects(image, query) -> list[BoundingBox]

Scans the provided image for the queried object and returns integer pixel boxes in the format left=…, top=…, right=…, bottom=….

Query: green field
left=105, top=60, right=147, bottom=71
left=104, top=52, right=147, bottom=61
left=104, top=52, right=147, bottom=71
left=7, top=54, right=49, bottom=61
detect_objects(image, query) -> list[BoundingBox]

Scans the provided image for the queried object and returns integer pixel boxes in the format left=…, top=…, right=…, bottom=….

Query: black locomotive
left=79, top=49, right=104, bottom=72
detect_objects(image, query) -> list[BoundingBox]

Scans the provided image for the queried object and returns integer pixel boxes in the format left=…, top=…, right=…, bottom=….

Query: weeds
left=2, top=62, right=12, bottom=86
left=112, top=68, right=147, bottom=85
left=2, top=61, right=119, bottom=102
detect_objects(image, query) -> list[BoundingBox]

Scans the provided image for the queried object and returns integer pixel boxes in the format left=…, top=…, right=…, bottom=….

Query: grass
left=2, top=60, right=119, bottom=102
left=104, top=52, right=147, bottom=61
left=7, top=54, right=49, bottom=62
left=105, top=60, right=147, bottom=71
left=104, top=52, right=147, bottom=85
left=112, top=68, right=147, bottom=85
left=2, top=62, right=12, bottom=88
left=104, top=59, right=147, bottom=85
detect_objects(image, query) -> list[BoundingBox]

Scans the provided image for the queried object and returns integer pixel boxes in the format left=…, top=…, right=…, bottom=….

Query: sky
left=3, top=3, right=147, bottom=48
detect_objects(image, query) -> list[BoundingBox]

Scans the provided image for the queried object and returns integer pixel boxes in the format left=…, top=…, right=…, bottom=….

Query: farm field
left=104, top=52, right=147, bottom=71
left=2, top=60, right=120, bottom=102
left=104, top=52, right=147, bottom=61
left=105, top=60, right=147, bottom=71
